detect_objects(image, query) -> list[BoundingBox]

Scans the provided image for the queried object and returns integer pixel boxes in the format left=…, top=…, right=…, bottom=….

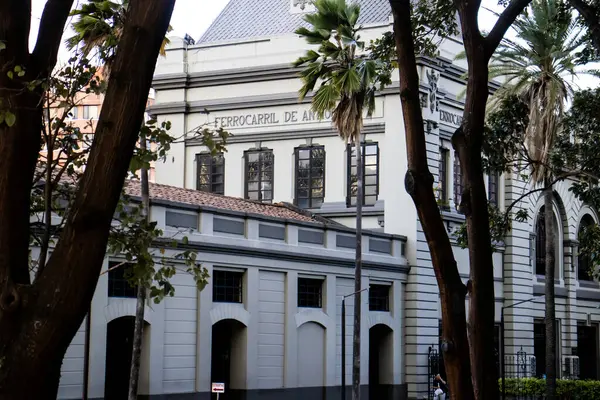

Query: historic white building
left=53, top=181, right=408, bottom=399
left=54, top=0, right=600, bottom=399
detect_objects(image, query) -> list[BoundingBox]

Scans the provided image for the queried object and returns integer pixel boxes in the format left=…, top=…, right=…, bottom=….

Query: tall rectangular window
left=489, top=173, right=499, bottom=207
left=71, top=106, right=78, bottom=119
left=369, top=284, right=390, bottom=311
left=534, top=320, right=561, bottom=377
left=298, top=278, right=323, bottom=308
left=294, top=145, right=325, bottom=208
left=83, top=105, right=90, bottom=119
left=453, top=151, right=463, bottom=212
left=439, top=148, right=449, bottom=209
left=196, top=152, right=225, bottom=195
left=244, top=149, right=274, bottom=203
left=347, top=142, right=379, bottom=207
left=108, top=262, right=137, bottom=298
left=213, top=270, right=244, bottom=303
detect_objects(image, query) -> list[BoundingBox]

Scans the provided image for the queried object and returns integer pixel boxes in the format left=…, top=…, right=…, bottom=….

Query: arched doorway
left=105, top=316, right=150, bottom=400
left=369, top=324, right=393, bottom=400
left=211, top=319, right=247, bottom=400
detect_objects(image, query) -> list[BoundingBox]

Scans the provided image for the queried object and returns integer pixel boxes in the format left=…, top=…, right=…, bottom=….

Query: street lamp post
left=341, top=288, right=368, bottom=400
left=501, top=294, right=544, bottom=400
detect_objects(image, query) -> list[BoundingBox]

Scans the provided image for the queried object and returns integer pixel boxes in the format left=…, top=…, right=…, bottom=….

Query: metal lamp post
left=501, top=294, right=544, bottom=400
left=341, top=288, right=368, bottom=400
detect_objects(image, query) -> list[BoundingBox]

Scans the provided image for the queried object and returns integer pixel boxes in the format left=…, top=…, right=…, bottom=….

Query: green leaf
left=5, top=111, right=16, bottom=127
left=7, top=71, right=13, bottom=80
left=14, top=65, right=22, bottom=73
left=0, top=41, right=5, bottom=51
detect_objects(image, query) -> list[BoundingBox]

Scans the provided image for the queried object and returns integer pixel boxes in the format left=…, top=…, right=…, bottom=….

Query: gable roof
left=199, top=0, right=391, bottom=44
left=124, top=180, right=338, bottom=225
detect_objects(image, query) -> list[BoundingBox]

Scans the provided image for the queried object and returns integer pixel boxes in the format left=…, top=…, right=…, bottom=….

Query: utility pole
left=342, top=287, right=368, bottom=400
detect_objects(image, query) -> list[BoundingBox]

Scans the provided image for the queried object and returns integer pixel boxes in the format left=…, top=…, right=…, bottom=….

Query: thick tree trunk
left=0, top=1, right=175, bottom=398
left=352, top=132, right=363, bottom=400
left=453, top=54, right=500, bottom=400
left=543, top=183, right=557, bottom=399
left=390, top=2, right=473, bottom=399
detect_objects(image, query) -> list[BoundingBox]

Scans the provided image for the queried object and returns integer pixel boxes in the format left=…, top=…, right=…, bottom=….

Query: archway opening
left=211, top=319, right=247, bottom=399
left=369, top=324, right=393, bottom=400
left=104, top=316, right=150, bottom=400
left=578, top=324, right=598, bottom=379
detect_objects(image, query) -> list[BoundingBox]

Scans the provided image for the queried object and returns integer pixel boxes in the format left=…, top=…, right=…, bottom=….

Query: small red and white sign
left=211, top=382, right=225, bottom=393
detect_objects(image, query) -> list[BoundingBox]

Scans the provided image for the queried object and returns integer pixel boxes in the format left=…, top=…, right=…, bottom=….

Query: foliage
left=32, top=54, right=229, bottom=303
left=454, top=203, right=528, bottom=250
left=67, top=0, right=173, bottom=73
left=482, top=95, right=530, bottom=175
left=499, top=378, right=600, bottom=398
left=486, top=0, right=596, bottom=185
left=556, top=88, right=600, bottom=278
left=368, top=0, right=459, bottom=62
left=293, top=0, right=391, bottom=143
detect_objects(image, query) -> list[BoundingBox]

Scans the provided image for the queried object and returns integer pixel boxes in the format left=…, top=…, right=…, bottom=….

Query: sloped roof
left=199, top=0, right=391, bottom=44
left=124, top=180, right=336, bottom=225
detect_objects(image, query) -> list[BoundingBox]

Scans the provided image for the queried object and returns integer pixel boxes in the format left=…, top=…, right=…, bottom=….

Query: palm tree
left=67, top=0, right=172, bottom=75
left=487, top=1, right=594, bottom=397
left=294, top=1, right=390, bottom=399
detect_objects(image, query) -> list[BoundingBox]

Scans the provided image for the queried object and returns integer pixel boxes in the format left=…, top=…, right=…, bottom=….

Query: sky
left=29, top=0, right=597, bottom=89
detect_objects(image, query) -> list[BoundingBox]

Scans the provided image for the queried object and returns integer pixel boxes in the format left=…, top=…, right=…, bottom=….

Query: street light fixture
left=501, top=294, right=544, bottom=400
left=341, top=287, right=368, bottom=400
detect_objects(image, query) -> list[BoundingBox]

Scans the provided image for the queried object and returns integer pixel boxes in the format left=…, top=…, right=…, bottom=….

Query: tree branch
left=485, top=0, right=532, bottom=59
left=31, top=0, right=75, bottom=75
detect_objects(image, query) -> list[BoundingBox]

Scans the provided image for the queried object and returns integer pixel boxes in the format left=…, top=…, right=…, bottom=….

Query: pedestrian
left=433, top=374, right=448, bottom=400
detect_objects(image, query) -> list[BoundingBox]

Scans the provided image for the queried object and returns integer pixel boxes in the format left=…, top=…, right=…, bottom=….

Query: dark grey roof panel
left=199, top=0, right=391, bottom=44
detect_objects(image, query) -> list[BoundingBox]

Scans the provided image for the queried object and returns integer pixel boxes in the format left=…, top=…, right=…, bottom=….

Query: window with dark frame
left=578, top=214, right=595, bottom=281
left=212, top=270, right=244, bottom=303
left=489, top=173, right=499, bottom=206
left=294, top=145, right=325, bottom=209
left=453, top=151, right=463, bottom=213
left=535, top=208, right=546, bottom=275
left=298, top=278, right=323, bottom=308
left=108, top=261, right=137, bottom=298
left=438, top=148, right=449, bottom=209
left=347, top=142, right=379, bottom=207
left=196, top=152, right=225, bottom=195
left=369, top=284, right=390, bottom=311
left=244, top=149, right=274, bottom=203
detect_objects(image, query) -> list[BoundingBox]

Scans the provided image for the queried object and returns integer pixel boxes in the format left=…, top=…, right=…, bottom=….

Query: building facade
left=54, top=182, right=409, bottom=399
left=53, top=0, right=600, bottom=399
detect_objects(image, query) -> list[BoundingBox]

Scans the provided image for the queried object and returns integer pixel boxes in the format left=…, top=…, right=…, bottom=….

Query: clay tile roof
left=124, top=180, right=336, bottom=225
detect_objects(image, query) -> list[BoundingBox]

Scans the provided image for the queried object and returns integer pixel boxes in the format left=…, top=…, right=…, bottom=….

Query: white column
left=195, top=264, right=213, bottom=393
left=284, top=270, right=298, bottom=388
left=392, top=281, right=404, bottom=384
left=325, top=275, right=337, bottom=387
left=88, top=258, right=109, bottom=399
left=148, top=300, right=165, bottom=394
left=360, top=275, right=369, bottom=385
left=245, top=268, right=260, bottom=389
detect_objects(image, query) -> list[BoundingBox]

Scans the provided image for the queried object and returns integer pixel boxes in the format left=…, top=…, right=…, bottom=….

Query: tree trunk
left=0, top=1, right=175, bottom=398
left=389, top=1, right=473, bottom=399
left=544, top=183, right=557, bottom=399
left=352, top=132, right=363, bottom=400
left=453, top=57, right=500, bottom=400
left=128, top=138, right=150, bottom=399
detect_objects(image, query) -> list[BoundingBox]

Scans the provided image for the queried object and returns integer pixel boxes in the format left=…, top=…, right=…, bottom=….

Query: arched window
left=578, top=214, right=595, bottom=281
left=535, top=206, right=560, bottom=277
